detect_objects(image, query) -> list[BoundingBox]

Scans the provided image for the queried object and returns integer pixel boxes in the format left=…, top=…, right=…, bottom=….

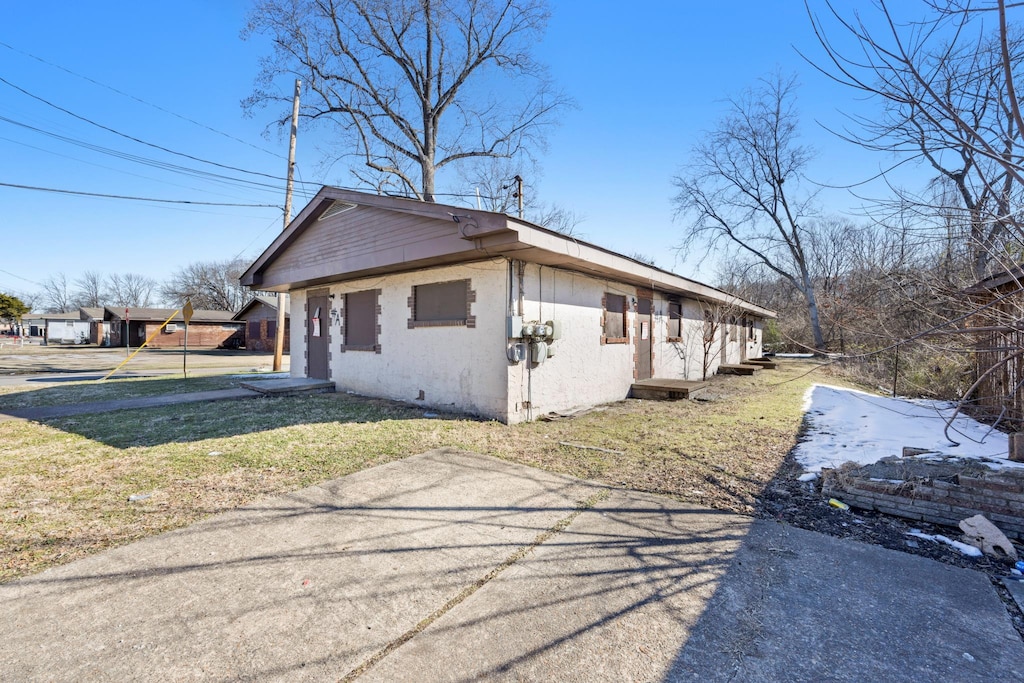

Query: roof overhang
left=241, top=187, right=776, bottom=319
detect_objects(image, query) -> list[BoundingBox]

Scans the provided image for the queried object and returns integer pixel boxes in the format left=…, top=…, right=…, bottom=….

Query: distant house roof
left=79, top=307, right=104, bottom=321
left=242, top=187, right=776, bottom=318
left=232, top=294, right=291, bottom=321
left=103, top=306, right=237, bottom=324
left=23, top=312, right=81, bottom=322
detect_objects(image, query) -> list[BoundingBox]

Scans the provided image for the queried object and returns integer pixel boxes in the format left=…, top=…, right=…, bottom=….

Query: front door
left=636, top=296, right=652, bottom=380
left=306, top=289, right=330, bottom=380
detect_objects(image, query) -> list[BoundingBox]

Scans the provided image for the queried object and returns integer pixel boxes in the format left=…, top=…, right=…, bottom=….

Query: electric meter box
left=507, top=343, right=527, bottom=362
left=507, top=316, right=523, bottom=339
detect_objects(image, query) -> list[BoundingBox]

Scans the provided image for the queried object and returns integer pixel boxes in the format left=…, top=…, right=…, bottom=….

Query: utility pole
left=514, top=175, right=524, bottom=219
left=273, top=79, right=301, bottom=373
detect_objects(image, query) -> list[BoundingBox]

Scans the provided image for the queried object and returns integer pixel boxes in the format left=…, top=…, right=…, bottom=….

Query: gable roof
left=232, top=295, right=290, bottom=321
left=242, top=187, right=775, bottom=318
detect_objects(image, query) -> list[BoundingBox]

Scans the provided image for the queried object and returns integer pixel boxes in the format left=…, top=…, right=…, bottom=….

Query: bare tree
left=73, top=271, right=107, bottom=308
left=109, top=273, right=157, bottom=308
left=805, top=0, right=1024, bottom=424
left=673, top=73, right=827, bottom=350
left=245, top=0, right=569, bottom=201
left=38, top=273, right=73, bottom=313
left=807, top=1, right=1024, bottom=281
left=161, top=259, right=251, bottom=311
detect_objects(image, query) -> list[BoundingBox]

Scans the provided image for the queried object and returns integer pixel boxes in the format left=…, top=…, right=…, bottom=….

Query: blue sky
left=0, top=1, right=926, bottom=303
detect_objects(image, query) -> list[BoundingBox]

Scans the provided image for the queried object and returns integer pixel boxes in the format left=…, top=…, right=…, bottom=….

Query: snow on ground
left=792, top=384, right=1024, bottom=473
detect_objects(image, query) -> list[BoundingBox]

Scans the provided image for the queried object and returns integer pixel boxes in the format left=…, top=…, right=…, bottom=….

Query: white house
left=242, top=188, right=775, bottom=423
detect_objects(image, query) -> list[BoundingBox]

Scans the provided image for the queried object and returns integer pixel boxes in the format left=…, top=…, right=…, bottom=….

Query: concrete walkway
left=0, top=377, right=328, bottom=422
left=0, top=388, right=260, bottom=421
left=1, top=449, right=1021, bottom=681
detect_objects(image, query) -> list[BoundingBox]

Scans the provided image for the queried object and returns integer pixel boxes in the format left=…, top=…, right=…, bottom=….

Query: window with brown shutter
left=408, top=280, right=476, bottom=328
left=668, top=300, right=683, bottom=339
left=342, top=289, right=381, bottom=352
left=603, top=293, right=627, bottom=342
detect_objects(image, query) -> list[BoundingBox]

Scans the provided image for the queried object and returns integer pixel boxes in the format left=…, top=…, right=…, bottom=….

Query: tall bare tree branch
left=244, top=0, right=570, bottom=201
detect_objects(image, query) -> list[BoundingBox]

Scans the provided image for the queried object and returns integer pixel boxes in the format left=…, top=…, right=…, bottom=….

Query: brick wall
left=142, top=323, right=243, bottom=349
left=823, top=459, right=1024, bottom=538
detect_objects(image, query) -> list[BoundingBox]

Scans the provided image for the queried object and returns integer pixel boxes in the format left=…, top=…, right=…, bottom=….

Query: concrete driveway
left=1, top=449, right=1022, bottom=681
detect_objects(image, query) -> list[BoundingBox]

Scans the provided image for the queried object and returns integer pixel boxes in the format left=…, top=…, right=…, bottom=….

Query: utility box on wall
left=507, top=316, right=523, bottom=339
left=531, top=341, right=548, bottom=363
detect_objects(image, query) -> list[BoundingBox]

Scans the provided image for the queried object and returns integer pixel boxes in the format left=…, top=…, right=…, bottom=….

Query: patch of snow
left=797, top=472, right=818, bottom=482
left=774, top=353, right=815, bottom=358
left=906, top=531, right=984, bottom=557
left=793, top=384, right=1021, bottom=473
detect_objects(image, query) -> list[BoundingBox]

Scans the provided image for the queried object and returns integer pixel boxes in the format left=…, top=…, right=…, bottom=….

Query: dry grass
left=0, top=360, right=850, bottom=582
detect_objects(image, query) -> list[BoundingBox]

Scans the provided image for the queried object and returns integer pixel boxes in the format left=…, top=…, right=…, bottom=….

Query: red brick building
left=104, top=307, right=244, bottom=349
left=233, top=295, right=290, bottom=352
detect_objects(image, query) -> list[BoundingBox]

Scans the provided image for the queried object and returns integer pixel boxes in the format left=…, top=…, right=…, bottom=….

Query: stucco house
left=241, top=187, right=775, bottom=423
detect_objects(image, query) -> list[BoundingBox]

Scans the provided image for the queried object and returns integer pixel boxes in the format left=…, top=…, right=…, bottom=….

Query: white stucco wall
left=506, top=266, right=771, bottom=422
left=652, top=296, right=717, bottom=381
left=506, top=265, right=638, bottom=423
left=298, top=261, right=509, bottom=420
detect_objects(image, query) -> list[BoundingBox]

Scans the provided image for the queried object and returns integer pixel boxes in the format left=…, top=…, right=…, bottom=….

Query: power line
left=0, top=75, right=291, bottom=183
left=0, top=114, right=320, bottom=197
left=0, top=181, right=280, bottom=207
left=0, top=76, right=536, bottom=210
left=0, top=268, right=42, bottom=287
left=0, top=39, right=285, bottom=160
left=0, top=134, right=267, bottom=202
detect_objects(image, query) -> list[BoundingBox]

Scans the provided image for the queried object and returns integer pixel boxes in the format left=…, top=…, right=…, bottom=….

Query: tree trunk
left=801, top=269, right=827, bottom=351
left=421, top=159, right=436, bottom=202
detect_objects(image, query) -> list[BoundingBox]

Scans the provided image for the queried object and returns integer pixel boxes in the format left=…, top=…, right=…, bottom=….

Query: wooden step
left=630, top=378, right=709, bottom=400
left=240, top=377, right=335, bottom=396
left=745, top=358, right=779, bottom=369
left=717, top=363, right=762, bottom=376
